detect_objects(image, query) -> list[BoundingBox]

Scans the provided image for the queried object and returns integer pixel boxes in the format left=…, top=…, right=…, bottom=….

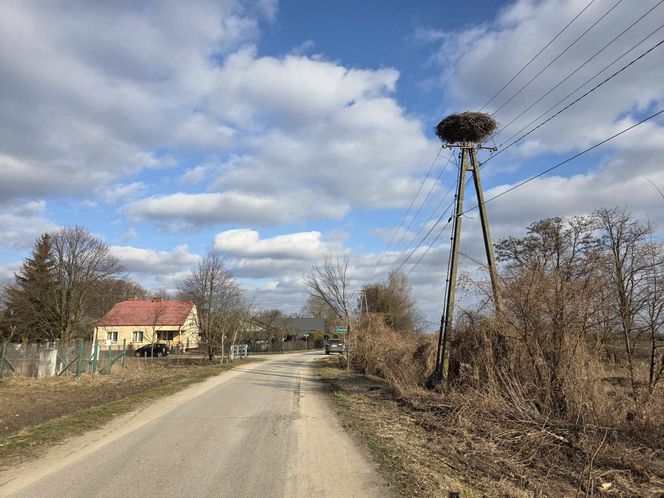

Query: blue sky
left=1, top=0, right=663, bottom=323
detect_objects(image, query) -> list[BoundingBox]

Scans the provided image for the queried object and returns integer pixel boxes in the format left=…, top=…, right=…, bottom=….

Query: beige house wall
left=95, top=308, right=200, bottom=350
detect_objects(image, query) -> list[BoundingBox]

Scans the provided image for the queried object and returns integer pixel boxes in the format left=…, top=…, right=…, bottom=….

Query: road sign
left=335, top=326, right=347, bottom=334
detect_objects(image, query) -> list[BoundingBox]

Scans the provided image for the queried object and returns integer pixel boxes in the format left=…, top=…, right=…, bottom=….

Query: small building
left=95, top=298, right=200, bottom=350
left=282, top=317, right=326, bottom=339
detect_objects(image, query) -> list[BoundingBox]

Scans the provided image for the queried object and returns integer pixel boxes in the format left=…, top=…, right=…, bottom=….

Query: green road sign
left=335, top=326, right=347, bottom=334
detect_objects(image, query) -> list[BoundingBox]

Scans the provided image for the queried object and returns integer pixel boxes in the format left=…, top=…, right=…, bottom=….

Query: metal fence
left=0, top=340, right=127, bottom=379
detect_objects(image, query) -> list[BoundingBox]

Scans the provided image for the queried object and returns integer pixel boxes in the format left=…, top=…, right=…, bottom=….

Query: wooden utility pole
left=434, top=143, right=502, bottom=382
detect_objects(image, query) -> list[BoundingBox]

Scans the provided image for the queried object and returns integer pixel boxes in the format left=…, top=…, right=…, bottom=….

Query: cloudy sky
left=1, top=0, right=663, bottom=324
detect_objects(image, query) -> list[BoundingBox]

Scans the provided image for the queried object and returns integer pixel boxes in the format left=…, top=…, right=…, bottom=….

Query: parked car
left=325, top=338, right=346, bottom=355
left=134, top=343, right=170, bottom=357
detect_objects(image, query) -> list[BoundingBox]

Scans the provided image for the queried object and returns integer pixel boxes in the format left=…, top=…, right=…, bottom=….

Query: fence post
left=107, top=343, right=113, bottom=374
left=121, top=339, right=126, bottom=368
left=55, top=339, right=61, bottom=374
left=76, top=339, right=84, bottom=378
left=0, top=341, right=6, bottom=379
left=91, top=340, right=99, bottom=374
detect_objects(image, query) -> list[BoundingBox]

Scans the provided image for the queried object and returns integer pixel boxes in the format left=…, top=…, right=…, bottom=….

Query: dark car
left=325, top=339, right=346, bottom=355
left=134, top=343, right=170, bottom=357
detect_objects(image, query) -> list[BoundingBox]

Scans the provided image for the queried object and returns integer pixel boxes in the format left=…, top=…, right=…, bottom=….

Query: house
left=282, top=317, right=326, bottom=339
left=95, top=298, right=200, bottom=350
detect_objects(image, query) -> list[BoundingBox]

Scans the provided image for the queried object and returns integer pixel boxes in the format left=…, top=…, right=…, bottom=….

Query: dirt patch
left=315, top=358, right=664, bottom=498
left=0, top=357, right=220, bottom=438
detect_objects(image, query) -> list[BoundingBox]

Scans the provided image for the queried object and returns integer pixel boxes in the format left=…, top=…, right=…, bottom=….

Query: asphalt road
left=0, top=352, right=392, bottom=498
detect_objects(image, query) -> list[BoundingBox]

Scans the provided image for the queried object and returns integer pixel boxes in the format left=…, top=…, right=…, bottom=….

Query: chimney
left=152, top=297, right=162, bottom=303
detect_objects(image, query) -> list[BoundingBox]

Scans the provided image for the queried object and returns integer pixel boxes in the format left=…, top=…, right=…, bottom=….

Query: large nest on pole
left=435, top=112, right=497, bottom=144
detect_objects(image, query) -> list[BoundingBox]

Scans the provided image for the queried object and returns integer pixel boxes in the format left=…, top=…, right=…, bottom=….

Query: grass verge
left=313, top=357, right=478, bottom=497
left=314, top=357, right=664, bottom=497
left=314, top=358, right=573, bottom=498
left=0, top=359, right=256, bottom=469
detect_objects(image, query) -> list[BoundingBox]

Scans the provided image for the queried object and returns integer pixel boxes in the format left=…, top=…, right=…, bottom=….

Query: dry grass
left=342, top=316, right=664, bottom=496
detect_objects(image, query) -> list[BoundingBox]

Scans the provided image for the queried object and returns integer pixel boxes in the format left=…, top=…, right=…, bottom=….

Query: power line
left=484, top=38, right=664, bottom=164
left=405, top=217, right=453, bottom=278
left=389, top=150, right=454, bottom=253
left=464, top=108, right=664, bottom=214
left=405, top=109, right=663, bottom=277
left=372, top=145, right=444, bottom=273
left=392, top=153, right=463, bottom=275
left=497, top=23, right=664, bottom=149
left=478, top=0, right=598, bottom=112
left=491, top=0, right=624, bottom=116
left=405, top=109, right=664, bottom=279
left=495, top=1, right=664, bottom=139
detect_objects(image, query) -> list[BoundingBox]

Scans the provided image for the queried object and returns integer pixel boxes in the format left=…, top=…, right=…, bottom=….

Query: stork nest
left=435, top=112, right=497, bottom=144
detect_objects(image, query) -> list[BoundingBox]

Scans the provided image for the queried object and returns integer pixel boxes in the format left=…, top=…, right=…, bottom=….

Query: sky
left=1, top=0, right=663, bottom=325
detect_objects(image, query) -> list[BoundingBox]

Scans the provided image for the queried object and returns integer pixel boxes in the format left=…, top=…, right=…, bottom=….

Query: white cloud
left=110, top=244, right=201, bottom=276
left=0, top=201, right=58, bottom=250
left=214, top=229, right=338, bottom=259
left=0, top=0, right=260, bottom=202
left=95, top=182, right=147, bottom=204
left=125, top=191, right=349, bottom=226
left=0, top=262, right=20, bottom=282
left=430, top=0, right=663, bottom=155
left=0, top=1, right=440, bottom=229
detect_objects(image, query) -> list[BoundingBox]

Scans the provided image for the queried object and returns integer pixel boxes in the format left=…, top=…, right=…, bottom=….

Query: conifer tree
left=7, top=234, right=59, bottom=341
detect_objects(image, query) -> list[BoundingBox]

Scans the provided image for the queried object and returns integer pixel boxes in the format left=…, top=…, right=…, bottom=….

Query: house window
left=107, top=331, right=118, bottom=343
left=132, top=331, right=144, bottom=343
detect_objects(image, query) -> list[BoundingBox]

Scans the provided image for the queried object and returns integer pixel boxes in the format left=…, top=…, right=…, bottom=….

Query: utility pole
left=434, top=142, right=502, bottom=382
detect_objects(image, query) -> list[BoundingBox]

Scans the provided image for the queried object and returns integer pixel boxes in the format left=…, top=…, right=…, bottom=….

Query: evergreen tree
left=6, top=234, right=59, bottom=341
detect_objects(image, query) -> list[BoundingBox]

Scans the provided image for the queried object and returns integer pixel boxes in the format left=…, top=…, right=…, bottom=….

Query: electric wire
left=482, top=37, right=664, bottom=165
left=491, top=0, right=624, bottom=116
left=464, top=108, right=664, bottom=215
left=495, top=1, right=664, bottom=139
left=372, top=145, right=444, bottom=274
left=478, top=0, right=598, bottom=112
left=392, top=153, right=461, bottom=274
left=497, top=23, right=664, bottom=148
left=404, top=109, right=664, bottom=277
left=389, top=150, right=454, bottom=254
left=389, top=190, right=456, bottom=274
left=405, top=153, right=465, bottom=278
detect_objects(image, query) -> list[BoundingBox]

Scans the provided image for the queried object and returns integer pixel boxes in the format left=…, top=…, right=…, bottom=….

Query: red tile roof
left=98, top=299, right=195, bottom=327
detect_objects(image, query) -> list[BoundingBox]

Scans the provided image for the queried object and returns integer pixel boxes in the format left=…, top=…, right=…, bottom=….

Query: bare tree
left=178, top=253, right=242, bottom=361
left=255, top=309, right=287, bottom=349
left=304, top=255, right=353, bottom=366
left=595, top=208, right=655, bottom=403
left=301, top=295, right=337, bottom=335
left=0, top=282, right=18, bottom=341
left=640, top=242, right=664, bottom=395
left=228, top=302, right=254, bottom=358
left=143, top=299, right=167, bottom=357
left=51, top=226, right=124, bottom=341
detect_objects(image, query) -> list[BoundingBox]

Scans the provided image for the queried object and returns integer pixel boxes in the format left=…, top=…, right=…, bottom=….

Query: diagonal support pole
left=469, top=148, right=503, bottom=316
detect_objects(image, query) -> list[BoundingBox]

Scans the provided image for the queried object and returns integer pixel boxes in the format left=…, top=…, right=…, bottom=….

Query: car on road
left=325, top=339, right=346, bottom=355
left=134, top=343, right=170, bottom=357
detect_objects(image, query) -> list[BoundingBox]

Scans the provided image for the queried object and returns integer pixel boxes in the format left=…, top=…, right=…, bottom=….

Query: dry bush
left=351, top=314, right=435, bottom=396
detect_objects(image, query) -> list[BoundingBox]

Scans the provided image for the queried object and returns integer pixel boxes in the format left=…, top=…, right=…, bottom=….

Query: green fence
left=0, top=339, right=127, bottom=380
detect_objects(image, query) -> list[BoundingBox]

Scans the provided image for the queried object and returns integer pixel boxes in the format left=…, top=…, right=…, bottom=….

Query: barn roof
left=97, top=299, right=194, bottom=327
